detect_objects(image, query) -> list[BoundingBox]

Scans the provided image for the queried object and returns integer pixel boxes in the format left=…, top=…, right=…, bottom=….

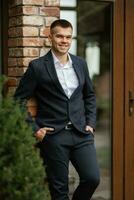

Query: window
left=77, top=1, right=113, bottom=199
left=60, top=0, right=77, bottom=55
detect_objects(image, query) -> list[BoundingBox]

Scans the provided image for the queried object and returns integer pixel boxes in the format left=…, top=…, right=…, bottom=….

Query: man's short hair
left=50, top=19, right=73, bottom=33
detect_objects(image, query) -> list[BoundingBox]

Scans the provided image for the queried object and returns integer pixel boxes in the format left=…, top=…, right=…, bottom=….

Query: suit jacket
left=14, top=50, right=96, bottom=134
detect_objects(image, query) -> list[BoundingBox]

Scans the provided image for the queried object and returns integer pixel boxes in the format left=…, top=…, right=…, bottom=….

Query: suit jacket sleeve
left=14, top=62, right=40, bottom=133
left=82, top=60, right=96, bottom=130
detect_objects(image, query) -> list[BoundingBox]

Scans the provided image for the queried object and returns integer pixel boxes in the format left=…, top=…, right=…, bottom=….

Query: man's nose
left=61, top=37, right=67, bottom=43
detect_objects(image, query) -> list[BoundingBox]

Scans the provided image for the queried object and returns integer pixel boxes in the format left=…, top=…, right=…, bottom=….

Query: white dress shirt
left=52, top=51, right=79, bottom=98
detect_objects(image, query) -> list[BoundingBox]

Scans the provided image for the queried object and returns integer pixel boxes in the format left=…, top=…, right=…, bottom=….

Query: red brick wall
left=7, top=0, right=60, bottom=115
left=8, top=0, right=60, bottom=94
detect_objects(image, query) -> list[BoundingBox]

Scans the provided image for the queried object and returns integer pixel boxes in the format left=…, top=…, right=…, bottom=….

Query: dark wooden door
left=113, top=0, right=125, bottom=199
left=113, top=0, right=134, bottom=200
left=125, top=0, right=134, bottom=199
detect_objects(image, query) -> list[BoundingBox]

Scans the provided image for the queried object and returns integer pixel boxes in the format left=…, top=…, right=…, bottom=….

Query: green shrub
left=0, top=77, right=50, bottom=200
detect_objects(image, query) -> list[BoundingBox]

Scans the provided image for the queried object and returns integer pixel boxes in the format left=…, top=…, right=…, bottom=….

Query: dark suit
left=14, top=50, right=100, bottom=200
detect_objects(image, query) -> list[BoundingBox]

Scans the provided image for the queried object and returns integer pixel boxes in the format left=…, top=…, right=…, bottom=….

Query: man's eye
left=56, top=35, right=62, bottom=38
left=56, top=35, right=71, bottom=39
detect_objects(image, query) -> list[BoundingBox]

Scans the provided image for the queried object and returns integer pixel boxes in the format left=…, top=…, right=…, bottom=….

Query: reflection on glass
left=69, top=39, right=77, bottom=55
left=60, top=10, right=77, bottom=37
left=78, top=1, right=112, bottom=200
left=86, top=42, right=100, bottom=79
left=60, top=1, right=112, bottom=199
left=60, top=0, right=76, bottom=7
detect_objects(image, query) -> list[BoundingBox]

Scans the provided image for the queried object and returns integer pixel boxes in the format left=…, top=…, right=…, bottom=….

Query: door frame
left=87, top=0, right=125, bottom=199
left=76, top=0, right=125, bottom=199
left=113, top=0, right=125, bottom=199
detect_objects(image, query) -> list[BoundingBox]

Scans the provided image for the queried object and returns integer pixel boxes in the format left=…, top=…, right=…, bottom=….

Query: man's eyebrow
left=55, top=33, right=72, bottom=37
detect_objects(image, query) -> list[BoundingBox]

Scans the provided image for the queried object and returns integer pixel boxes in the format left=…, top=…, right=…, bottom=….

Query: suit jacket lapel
left=44, top=51, right=83, bottom=99
left=69, top=55, right=83, bottom=98
left=44, top=51, right=68, bottom=97
left=72, top=63, right=82, bottom=85
left=70, top=54, right=83, bottom=85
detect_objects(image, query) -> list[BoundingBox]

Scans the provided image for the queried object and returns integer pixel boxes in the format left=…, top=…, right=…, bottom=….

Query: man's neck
left=51, top=50, right=69, bottom=65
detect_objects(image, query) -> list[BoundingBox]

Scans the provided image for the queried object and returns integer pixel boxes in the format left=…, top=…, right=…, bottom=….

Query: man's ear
left=48, top=34, right=52, bottom=44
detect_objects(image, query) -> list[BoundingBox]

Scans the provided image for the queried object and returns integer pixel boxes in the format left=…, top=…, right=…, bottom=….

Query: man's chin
left=58, top=50, right=68, bottom=55
left=53, top=48, right=70, bottom=55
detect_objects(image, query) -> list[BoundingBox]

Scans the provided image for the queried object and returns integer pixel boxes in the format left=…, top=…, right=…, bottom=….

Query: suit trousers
left=39, top=127, right=100, bottom=200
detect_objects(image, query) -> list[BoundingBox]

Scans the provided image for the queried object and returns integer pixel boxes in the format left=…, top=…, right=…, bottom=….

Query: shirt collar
left=51, top=50, right=72, bottom=67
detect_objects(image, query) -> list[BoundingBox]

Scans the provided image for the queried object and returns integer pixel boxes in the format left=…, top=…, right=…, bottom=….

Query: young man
left=14, top=19, right=100, bottom=200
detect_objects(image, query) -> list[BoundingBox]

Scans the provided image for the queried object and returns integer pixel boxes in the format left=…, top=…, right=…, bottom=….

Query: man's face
left=49, top=26, right=73, bottom=55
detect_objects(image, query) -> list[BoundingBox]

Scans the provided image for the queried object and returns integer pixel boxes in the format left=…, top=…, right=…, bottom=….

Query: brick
left=8, top=58, right=17, bottom=66
left=23, top=16, right=44, bottom=26
left=8, top=67, right=26, bottom=76
left=17, top=57, right=35, bottom=66
left=9, top=48, right=39, bottom=58
left=9, top=5, right=38, bottom=17
left=8, top=39, right=15, bottom=47
left=23, top=27, right=39, bottom=36
left=40, top=7, right=60, bottom=17
left=8, top=38, right=20, bottom=47
left=27, top=105, right=37, bottom=117
left=9, top=6, right=23, bottom=17
left=44, top=0, right=60, bottom=7
left=16, top=0, right=23, bottom=5
left=23, top=6, right=38, bottom=15
left=9, top=0, right=44, bottom=6
left=8, top=27, right=39, bottom=39
left=40, top=47, right=50, bottom=56
left=8, top=27, right=22, bottom=37
left=17, top=16, right=23, bottom=25
left=45, top=17, right=58, bottom=27
left=22, top=0, right=44, bottom=6
left=27, top=97, right=37, bottom=117
left=23, top=38, right=44, bottom=47
left=9, top=48, right=23, bottom=57
left=27, top=97, right=37, bottom=106
left=7, top=87, right=16, bottom=96
left=23, top=48, right=39, bottom=57
left=8, top=38, right=44, bottom=47
left=9, top=16, right=23, bottom=27
left=40, top=27, right=50, bottom=37
left=9, top=0, right=22, bottom=7
left=9, top=17, right=17, bottom=27
left=44, top=38, right=51, bottom=47
left=7, top=77, right=18, bottom=87
left=9, top=16, right=43, bottom=27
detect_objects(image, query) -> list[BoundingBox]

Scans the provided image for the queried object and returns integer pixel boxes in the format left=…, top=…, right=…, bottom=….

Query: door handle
left=129, top=91, right=134, bottom=116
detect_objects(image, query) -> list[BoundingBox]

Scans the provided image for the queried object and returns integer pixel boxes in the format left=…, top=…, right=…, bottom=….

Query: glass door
left=77, top=1, right=113, bottom=199
left=60, top=0, right=113, bottom=199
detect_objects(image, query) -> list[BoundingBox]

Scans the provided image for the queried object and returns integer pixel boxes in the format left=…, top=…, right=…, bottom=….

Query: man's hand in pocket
left=34, top=127, right=54, bottom=142
left=85, top=125, right=94, bottom=134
